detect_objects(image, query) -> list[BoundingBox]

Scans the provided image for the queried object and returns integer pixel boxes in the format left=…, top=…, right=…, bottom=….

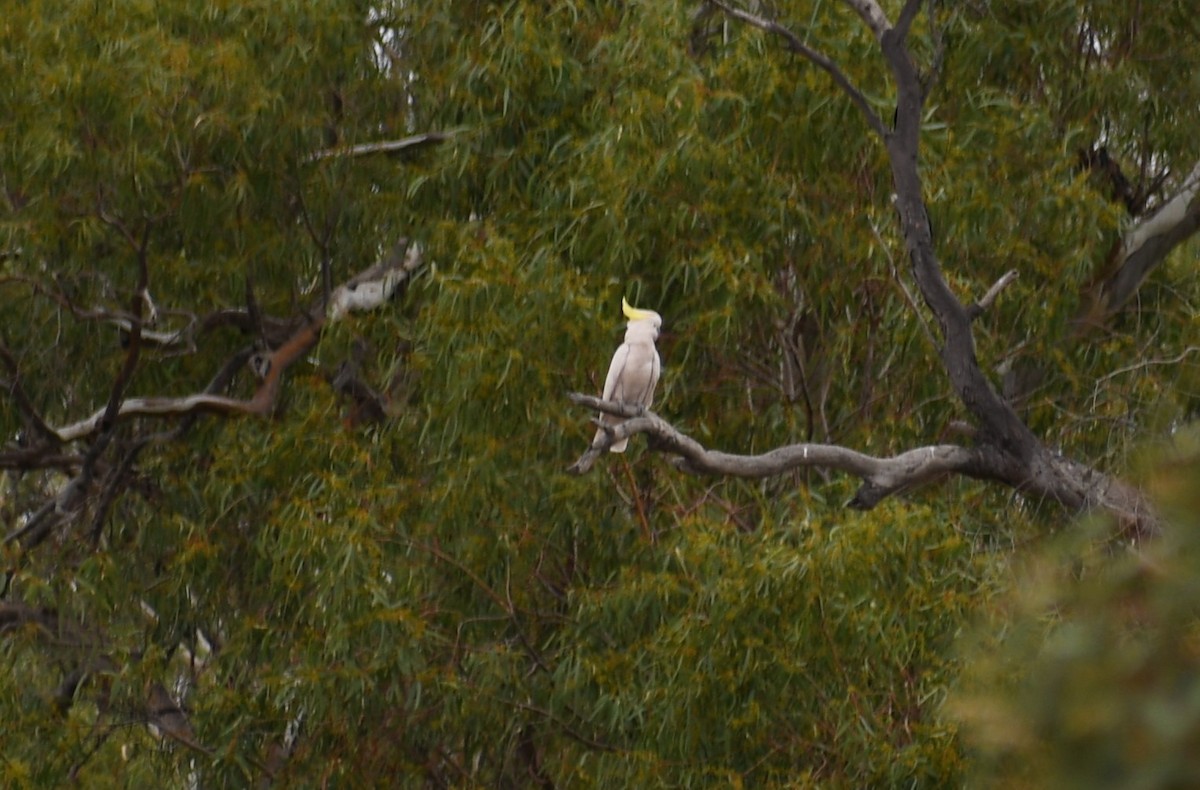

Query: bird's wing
left=602, top=343, right=630, bottom=403
left=644, top=350, right=661, bottom=408
left=618, top=343, right=658, bottom=408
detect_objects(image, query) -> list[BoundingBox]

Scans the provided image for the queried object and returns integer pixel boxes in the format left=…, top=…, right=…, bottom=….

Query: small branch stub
left=967, top=269, right=1019, bottom=320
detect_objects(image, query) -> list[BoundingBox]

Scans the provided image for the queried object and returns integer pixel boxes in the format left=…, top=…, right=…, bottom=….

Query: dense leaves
left=1, top=0, right=1197, bottom=786
left=953, top=431, right=1200, bottom=788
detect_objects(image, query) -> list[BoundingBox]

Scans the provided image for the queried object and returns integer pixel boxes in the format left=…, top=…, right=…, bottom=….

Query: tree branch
left=701, top=0, right=1160, bottom=537
left=707, top=0, right=887, bottom=137
left=966, top=270, right=1019, bottom=321
left=567, top=393, right=982, bottom=508
left=40, top=243, right=423, bottom=444
left=567, top=395, right=1156, bottom=532
left=0, top=275, right=198, bottom=351
left=304, top=131, right=458, bottom=163
left=1079, top=159, right=1200, bottom=322
left=892, top=0, right=923, bottom=43
left=841, top=0, right=890, bottom=41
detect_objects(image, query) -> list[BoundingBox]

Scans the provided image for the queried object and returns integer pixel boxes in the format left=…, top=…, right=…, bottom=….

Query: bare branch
left=1080, top=160, right=1200, bottom=321
left=841, top=0, right=891, bottom=41
left=41, top=243, right=424, bottom=444
left=1094, top=346, right=1200, bottom=388
left=567, top=393, right=980, bottom=508
left=304, top=131, right=458, bottom=163
left=567, top=394, right=1157, bottom=534
left=967, top=270, right=1019, bottom=321
left=892, top=0, right=923, bottom=42
left=0, top=274, right=195, bottom=349
left=708, top=0, right=887, bottom=137
left=0, top=341, right=58, bottom=442
left=0, top=448, right=83, bottom=470
left=327, top=241, right=423, bottom=320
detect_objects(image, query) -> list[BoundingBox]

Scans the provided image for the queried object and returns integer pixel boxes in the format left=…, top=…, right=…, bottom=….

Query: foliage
left=0, top=0, right=1197, bottom=786
left=952, top=429, right=1200, bottom=789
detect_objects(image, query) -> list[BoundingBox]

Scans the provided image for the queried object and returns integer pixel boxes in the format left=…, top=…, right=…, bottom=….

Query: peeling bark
left=1079, top=160, right=1200, bottom=324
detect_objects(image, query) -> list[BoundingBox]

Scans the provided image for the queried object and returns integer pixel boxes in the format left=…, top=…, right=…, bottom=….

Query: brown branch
left=707, top=0, right=887, bottom=137
left=0, top=448, right=84, bottom=470
left=88, top=437, right=151, bottom=545
left=9, top=223, right=160, bottom=549
left=40, top=244, right=423, bottom=444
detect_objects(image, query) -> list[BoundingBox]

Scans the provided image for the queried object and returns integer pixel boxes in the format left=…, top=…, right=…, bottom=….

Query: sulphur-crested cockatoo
left=594, top=297, right=662, bottom=452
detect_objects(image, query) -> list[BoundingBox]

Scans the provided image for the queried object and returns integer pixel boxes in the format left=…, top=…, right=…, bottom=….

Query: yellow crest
left=621, top=296, right=656, bottom=321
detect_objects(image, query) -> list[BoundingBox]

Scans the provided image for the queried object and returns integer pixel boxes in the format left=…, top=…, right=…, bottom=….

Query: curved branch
left=1079, top=160, right=1200, bottom=323
left=708, top=0, right=887, bottom=137
left=568, top=393, right=982, bottom=508
left=567, top=395, right=1156, bottom=533
left=705, top=1, right=1156, bottom=535
left=43, top=243, right=423, bottom=443
left=967, top=270, right=1019, bottom=321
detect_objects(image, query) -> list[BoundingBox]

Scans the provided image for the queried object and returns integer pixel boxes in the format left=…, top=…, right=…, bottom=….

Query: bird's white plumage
left=595, top=298, right=662, bottom=452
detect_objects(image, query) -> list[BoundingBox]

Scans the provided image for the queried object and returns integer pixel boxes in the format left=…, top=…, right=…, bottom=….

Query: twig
left=304, top=131, right=458, bottom=163
left=966, top=270, right=1019, bottom=320
left=868, top=217, right=937, bottom=347
left=40, top=246, right=423, bottom=443
left=707, top=0, right=887, bottom=137
left=1094, top=345, right=1200, bottom=386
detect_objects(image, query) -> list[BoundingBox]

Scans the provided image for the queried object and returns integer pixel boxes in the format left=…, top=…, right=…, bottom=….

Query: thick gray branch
left=1096, top=160, right=1200, bottom=315
left=567, top=395, right=1156, bottom=533
left=568, top=393, right=981, bottom=508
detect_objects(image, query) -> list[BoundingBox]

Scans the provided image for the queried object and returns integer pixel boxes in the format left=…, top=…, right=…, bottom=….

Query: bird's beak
left=622, top=296, right=655, bottom=321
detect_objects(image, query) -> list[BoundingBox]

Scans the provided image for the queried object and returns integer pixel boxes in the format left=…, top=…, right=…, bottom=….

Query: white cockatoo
left=594, top=297, right=662, bottom=452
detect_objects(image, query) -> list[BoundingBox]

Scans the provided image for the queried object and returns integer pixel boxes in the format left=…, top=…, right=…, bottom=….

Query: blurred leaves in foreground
left=952, top=425, right=1200, bottom=788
